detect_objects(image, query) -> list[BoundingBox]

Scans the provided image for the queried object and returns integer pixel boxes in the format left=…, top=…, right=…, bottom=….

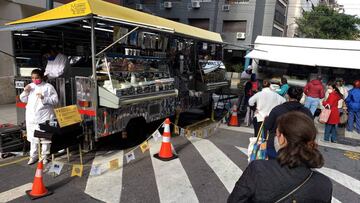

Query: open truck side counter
left=1, top=0, right=228, bottom=150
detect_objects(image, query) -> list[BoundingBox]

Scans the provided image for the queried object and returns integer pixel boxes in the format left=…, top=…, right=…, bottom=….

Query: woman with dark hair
left=20, top=69, right=58, bottom=165
left=276, top=77, right=289, bottom=97
left=322, top=83, right=343, bottom=142
left=228, top=112, right=332, bottom=203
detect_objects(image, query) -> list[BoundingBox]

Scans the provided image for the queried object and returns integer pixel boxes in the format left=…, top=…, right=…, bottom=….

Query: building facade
left=286, top=0, right=319, bottom=37
left=122, top=0, right=289, bottom=68
left=0, top=0, right=61, bottom=104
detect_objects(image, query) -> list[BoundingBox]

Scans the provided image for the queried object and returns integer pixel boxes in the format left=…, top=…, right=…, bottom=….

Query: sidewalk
left=0, top=103, right=17, bottom=125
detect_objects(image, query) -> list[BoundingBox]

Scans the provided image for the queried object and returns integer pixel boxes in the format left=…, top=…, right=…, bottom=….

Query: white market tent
left=246, top=36, right=360, bottom=70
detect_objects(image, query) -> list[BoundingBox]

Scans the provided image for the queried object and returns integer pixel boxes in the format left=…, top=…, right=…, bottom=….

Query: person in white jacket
left=20, top=69, right=59, bottom=165
left=43, top=46, right=69, bottom=79
left=248, top=80, right=286, bottom=137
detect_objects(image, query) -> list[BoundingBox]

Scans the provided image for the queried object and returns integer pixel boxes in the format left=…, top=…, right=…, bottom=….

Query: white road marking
left=220, top=124, right=360, bottom=153
left=0, top=183, right=32, bottom=202
left=332, top=196, right=342, bottom=203
left=85, top=150, right=124, bottom=203
left=317, top=167, right=360, bottom=195
left=188, top=137, right=243, bottom=192
left=149, top=139, right=199, bottom=203
left=316, top=137, right=360, bottom=153
left=219, top=124, right=253, bottom=134
left=236, top=146, right=249, bottom=157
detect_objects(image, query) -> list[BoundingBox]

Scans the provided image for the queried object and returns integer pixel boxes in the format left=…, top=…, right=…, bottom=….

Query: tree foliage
left=296, top=5, right=360, bottom=40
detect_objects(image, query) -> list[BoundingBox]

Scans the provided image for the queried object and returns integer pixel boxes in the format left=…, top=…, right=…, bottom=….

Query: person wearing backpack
left=243, top=74, right=259, bottom=126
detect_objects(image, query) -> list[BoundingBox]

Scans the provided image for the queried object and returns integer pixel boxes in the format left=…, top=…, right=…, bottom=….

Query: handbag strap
left=274, top=171, right=314, bottom=203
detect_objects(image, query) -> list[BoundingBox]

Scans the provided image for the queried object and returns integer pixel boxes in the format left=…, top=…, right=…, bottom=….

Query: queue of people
left=229, top=74, right=360, bottom=202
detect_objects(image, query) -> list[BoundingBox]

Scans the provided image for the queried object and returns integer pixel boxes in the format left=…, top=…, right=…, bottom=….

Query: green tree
left=296, top=5, right=360, bottom=40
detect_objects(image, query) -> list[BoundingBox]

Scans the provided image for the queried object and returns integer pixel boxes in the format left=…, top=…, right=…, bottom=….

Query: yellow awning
left=7, top=0, right=222, bottom=43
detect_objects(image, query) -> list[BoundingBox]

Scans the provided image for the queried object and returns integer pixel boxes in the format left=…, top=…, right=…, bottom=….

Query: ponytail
left=332, top=84, right=343, bottom=99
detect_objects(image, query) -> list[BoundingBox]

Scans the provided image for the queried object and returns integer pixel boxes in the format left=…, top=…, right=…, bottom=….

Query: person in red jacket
left=304, top=75, right=325, bottom=115
left=322, top=83, right=343, bottom=142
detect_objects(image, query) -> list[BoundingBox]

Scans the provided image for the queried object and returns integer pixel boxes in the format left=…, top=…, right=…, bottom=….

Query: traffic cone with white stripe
left=26, top=160, right=53, bottom=199
left=154, top=118, right=178, bottom=161
left=228, top=104, right=240, bottom=126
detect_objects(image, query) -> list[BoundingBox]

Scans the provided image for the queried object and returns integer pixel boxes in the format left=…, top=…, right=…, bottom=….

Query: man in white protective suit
left=20, top=69, right=59, bottom=165
left=43, top=46, right=70, bottom=79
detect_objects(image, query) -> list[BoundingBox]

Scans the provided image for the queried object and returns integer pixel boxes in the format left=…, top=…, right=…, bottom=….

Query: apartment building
left=123, top=0, right=289, bottom=67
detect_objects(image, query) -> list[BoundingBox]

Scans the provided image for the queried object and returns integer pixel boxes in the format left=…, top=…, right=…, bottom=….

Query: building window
left=272, top=27, right=283, bottom=36
left=142, top=0, right=157, bottom=4
left=222, top=21, right=247, bottom=33
left=188, top=19, right=210, bottom=30
left=274, top=0, right=286, bottom=26
left=225, top=0, right=249, bottom=4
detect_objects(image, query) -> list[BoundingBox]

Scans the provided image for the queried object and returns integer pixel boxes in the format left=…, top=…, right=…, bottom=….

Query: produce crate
left=0, top=125, right=24, bottom=154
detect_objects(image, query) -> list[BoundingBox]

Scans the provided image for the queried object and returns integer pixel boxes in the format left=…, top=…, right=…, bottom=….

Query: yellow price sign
left=54, top=105, right=82, bottom=128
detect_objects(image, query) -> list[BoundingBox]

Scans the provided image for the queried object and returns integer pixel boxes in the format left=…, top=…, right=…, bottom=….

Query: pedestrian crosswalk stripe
left=317, top=167, right=360, bottom=195
left=149, top=139, right=199, bottom=203
left=0, top=183, right=32, bottom=202
left=188, top=137, right=243, bottom=192
left=332, top=196, right=342, bottom=203
left=85, top=150, right=124, bottom=203
left=235, top=146, right=249, bottom=157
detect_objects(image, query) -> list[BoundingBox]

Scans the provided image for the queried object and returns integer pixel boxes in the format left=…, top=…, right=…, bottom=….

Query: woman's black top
left=228, top=160, right=332, bottom=203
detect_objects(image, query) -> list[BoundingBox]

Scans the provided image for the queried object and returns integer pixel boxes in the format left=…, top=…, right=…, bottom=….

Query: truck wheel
left=0, top=153, right=8, bottom=159
left=126, top=117, right=147, bottom=144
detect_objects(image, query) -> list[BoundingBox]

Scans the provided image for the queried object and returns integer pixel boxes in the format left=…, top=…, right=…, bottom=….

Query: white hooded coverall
left=20, top=82, right=59, bottom=159
left=44, top=53, right=69, bottom=79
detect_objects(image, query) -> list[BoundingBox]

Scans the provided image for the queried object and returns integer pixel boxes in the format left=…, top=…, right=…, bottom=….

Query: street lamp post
left=46, top=0, right=54, bottom=10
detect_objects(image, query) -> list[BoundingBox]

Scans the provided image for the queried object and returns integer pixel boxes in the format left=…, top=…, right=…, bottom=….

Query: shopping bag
left=319, top=105, right=331, bottom=124
left=340, top=112, right=348, bottom=124
left=249, top=122, right=268, bottom=162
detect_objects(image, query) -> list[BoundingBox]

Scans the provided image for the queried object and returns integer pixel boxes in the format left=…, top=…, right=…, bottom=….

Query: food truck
left=0, top=0, right=227, bottom=149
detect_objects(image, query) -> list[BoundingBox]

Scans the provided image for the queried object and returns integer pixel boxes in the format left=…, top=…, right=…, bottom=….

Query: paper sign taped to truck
left=54, top=105, right=82, bottom=128
left=199, top=60, right=225, bottom=74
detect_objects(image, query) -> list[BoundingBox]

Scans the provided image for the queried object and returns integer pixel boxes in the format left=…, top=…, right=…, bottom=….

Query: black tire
left=126, top=117, right=147, bottom=144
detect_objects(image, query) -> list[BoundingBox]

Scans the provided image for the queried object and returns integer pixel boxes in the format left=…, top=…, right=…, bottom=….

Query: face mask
left=33, top=79, right=42, bottom=85
left=47, top=56, right=56, bottom=61
left=274, top=136, right=281, bottom=152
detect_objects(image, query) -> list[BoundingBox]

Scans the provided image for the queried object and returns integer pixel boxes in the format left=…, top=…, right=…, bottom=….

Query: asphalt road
left=0, top=125, right=359, bottom=203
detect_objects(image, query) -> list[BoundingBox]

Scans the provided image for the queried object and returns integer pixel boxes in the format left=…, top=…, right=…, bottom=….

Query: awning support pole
left=96, top=27, right=139, bottom=57
left=244, top=49, right=251, bottom=69
left=91, top=17, right=98, bottom=146
left=46, top=0, right=54, bottom=10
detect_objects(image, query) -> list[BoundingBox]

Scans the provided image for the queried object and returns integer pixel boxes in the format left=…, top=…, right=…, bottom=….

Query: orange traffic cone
left=154, top=118, right=178, bottom=161
left=26, top=160, right=53, bottom=200
left=228, top=104, right=239, bottom=126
